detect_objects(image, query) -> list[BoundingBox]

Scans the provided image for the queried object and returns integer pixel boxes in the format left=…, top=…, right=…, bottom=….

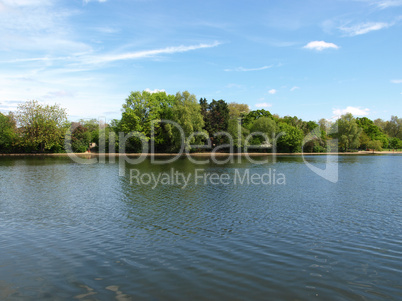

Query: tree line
left=1, top=90, right=402, bottom=154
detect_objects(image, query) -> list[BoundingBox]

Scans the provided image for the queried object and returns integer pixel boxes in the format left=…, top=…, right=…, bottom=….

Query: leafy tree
left=374, top=118, right=386, bottom=131
left=276, top=122, right=304, bottom=153
left=389, top=137, right=402, bottom=150
left=228, top=102, right=250, bottom=119
left=384, top=115, right=402, bottom=139
left=356, top=117, right=388, bottom=148
left=359, top=131, right=370, bottom=150
left=117, top=90, right=174, bottom=152
left=199, top=98, right=229, bottom=145
left=71, top=124, right=92, bottom=152
left=367, top=140, right=382, bottom=153
left=318, top=118, right=331, bottom=134
left=248, top=117, right=276, bottom=147
left=280, top=115, right=303, bottom=128
left=16, top=100, right=68, bottom=152
left=332, top=113, right=362, bottom=152
left=243, top=109, right=272, bottom=129
left=0, top=112, right=19, bottom=153
left=227, top=118, right=249, bottom=150
left=169, top=91, right=205, bottom=151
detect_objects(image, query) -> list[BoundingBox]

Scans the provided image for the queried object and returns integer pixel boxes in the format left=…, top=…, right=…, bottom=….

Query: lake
left=0, top=155, right=401, bottom=300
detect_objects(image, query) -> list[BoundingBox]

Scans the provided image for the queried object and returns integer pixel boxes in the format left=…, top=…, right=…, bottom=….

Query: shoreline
left=1, top=151, right=401, bottom=157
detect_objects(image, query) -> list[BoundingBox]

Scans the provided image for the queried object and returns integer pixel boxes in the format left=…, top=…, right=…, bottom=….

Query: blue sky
left=0, top=0, right=401, bottom=122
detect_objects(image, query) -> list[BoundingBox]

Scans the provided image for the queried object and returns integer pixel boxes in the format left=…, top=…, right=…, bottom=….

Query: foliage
left=0, top=112, right=19, bottom=153
left=384, top=115, right=402, bottom=139
left=248, top=117, right=276, bottom=146
left=16, top=100, right=68, bottom=152
left=367, top=140, right=382, bottom=153
left=276, top=122, right=304, bottom=153
left=169, top=91, right=205, bottom=152
left=117, top=90, right=205, bottom=152
left=356, top=117, right=388, bottom=148
left=199, top=98, right=230, bottom=146
left=227, top=118, right=249, bottom=150
left=243, top=109, right=272, bottom=129
left=71, top=125, right=92, bottom=152
left=228, top=103, right=250, bottom=119
left=389, top=137, right=402, bottom=150
left=332, top=113, right=362, bottom=152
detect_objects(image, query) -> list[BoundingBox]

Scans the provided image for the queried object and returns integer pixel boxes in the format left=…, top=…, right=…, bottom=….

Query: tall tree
left=16, top=100, right=68, bottom=152
left=356, top=117, right=388, bottom=148
left=228, top=102, right=250, bottom=119
left=276, top=122, right=304, bottom=153
left=384, top=115, right=402, bottom=139
left=0, top=112, right=18, bottom=153
left=117, top=90, right=174, bottom=152
left=243, top=109, right=272, bottom=129
left=332, top=113, right=362, bottom=152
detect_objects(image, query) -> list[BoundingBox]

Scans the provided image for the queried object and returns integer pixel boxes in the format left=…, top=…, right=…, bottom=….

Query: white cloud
left=224, top=65, right=272, bottom=72
left=1, top=0, right=51, bottom=7
left=391, top=79, right=402, bottom=83
left=84, top=0, right=107, bottom=3
left=268, top=89, right=277, bottom=95
left=87, top=42, right=221, bottom=64
left=290, top=86, right=300, bottom=91
left=43, top=90, right=74, bottom=99
left=255, top=102, right=272, bottom=108
left=374, top=0, right=402, bottom=9
left=340, top=22, right=391, bottom=36
left=332, top=106, right=370, bottom=117
left=3, top=42, right=221, bottom=65
left=303, top=41, right=339, bottom=51
left=145, top=88, right=165, bottom=94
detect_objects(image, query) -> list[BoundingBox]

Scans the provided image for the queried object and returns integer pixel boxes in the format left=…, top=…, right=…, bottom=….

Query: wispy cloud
left=83, top=0, right=107, bottom=3
left=145, top=88, right=166, bottom=94
left=224, top=65, right=272, bottom=72
left=268, top=89, right=277, bottom=95
left=391, top=79, right=402, bottom=83
left=2, top=42, right=222, bottom=65
left=255, top=102, right=272, bottom=108
left=340, top=22, right=391, bottom=36
left=290, top=86, right=300, bottom=91
left=87, top=42, right=221, bottom=64
left=374, top=0, right=402, bottom=9
left=43, top=90, right=74, bottom=99
left=303, top=41, right=339, bottom=51
left=333, top=106, right=370, bottom=117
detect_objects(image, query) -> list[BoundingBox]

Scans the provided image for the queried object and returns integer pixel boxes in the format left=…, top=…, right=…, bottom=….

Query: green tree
left=169, top=91, right=205, bottom=152
left=71, top=124, right=92, bottom=152
left=117, top=90, right=174, bottom=152
left=389, top=137, right=402, bottom=150
left=359, top=132, right=370, bottom=150
left=243, top=109, right=272, bottom=129
left=228, top=102, right=250, bottom=119
left=0, top=112, right=19, bottom=153
left=384, top=115, right=402, bottom=139
left=248, top=117, right=276, bottom=147
left=356, top=117, right=388, bottom=148
left=16, top=100, right=68, bottom=152
left=332, top=113, right=362, bottom=152
left=200, top=99, right=229, bottom=145
left=367, top=140, right=382, bottom=153
left=227, top=118, right=249, bottom=150
left=276, top=122, right=304, bottom=153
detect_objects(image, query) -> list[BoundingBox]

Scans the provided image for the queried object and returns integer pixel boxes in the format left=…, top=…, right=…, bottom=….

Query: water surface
left=0, top=155, right=401, bottom=300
